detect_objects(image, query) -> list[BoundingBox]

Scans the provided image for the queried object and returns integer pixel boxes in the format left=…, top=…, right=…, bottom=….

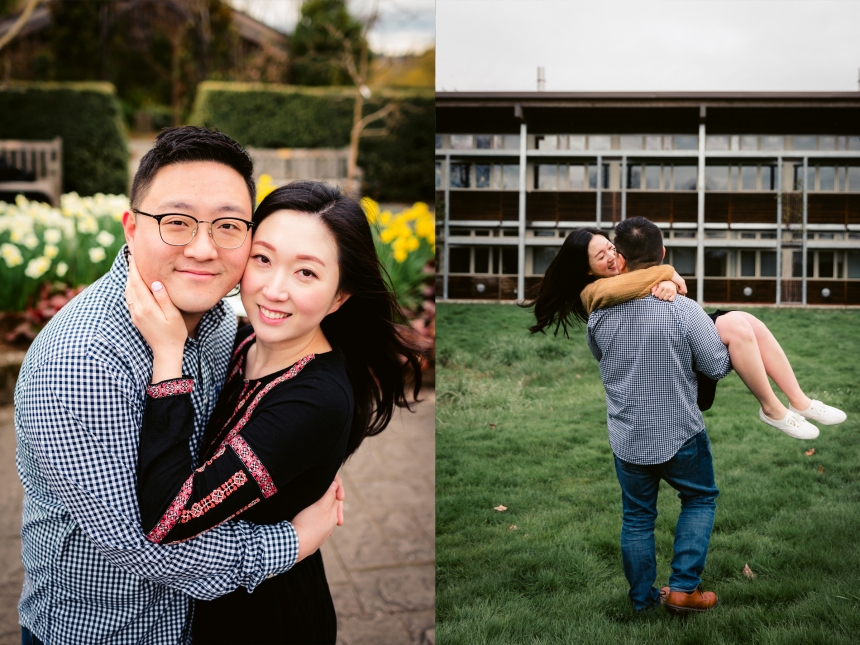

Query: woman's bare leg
left=714, top=313, right=788, bottom=420
left=727, top=311, right=812, bottom=411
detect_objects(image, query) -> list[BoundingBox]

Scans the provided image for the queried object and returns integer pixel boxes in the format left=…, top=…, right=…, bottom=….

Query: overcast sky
left=437, top=0, right=860, bottom=92
left=230, top=0, right=435, bottom=55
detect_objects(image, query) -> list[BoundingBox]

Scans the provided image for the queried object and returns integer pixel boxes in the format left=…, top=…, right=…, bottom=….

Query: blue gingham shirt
left=586, top=295, right=731, bottom=465
left=15, top=248, right=299, bottom=644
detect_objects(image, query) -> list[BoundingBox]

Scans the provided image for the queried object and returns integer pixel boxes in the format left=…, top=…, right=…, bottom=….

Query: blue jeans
left=21, top=627, right=44, bottom=645
left=613, top=430, right=719, bottom=611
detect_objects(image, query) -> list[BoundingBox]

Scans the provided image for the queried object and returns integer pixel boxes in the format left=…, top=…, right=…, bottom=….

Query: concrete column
left=518, top=122, right=527, bottom=303
left=596, top=155, right=602, bottom=227
left=775, top=156, right=782, bottom=306
left=696, top=116, right=706, bottom=305
left=443, top=154, right=451, bottom=300
left=620, top=156, right=627, bottom=220
left=802, top=156, right=808, bottom=305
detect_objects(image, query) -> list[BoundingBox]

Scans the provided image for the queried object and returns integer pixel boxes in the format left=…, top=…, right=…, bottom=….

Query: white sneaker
left=759, top=409, right=819, bottom=440
left=790, top=400, right=847, bottom=426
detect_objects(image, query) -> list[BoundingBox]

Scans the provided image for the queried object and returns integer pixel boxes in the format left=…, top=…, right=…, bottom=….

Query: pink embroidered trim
left=228, top=333, right=257, bottom=381
left=229, top=435, right=276, bottom=498
left=146, top=378, right=194, bottom=399
left=164, top=499, right=260, bottom=545
left=180, top=471, right=248, bottom=523
left=223, top=355, right=315, bottom=445
left=145, top=475, right=194, bottom=543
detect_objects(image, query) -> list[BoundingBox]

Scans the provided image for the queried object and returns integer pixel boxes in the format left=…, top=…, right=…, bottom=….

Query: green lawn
left=436, top=303, right=860, bottom=645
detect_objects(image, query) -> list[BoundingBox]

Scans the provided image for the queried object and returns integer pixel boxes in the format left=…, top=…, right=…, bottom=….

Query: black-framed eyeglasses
left=133, top=210, right=254, bottom=250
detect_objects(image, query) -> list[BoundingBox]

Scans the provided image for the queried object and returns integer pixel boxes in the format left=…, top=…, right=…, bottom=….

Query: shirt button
left=204, top=397, right=209, bottom=404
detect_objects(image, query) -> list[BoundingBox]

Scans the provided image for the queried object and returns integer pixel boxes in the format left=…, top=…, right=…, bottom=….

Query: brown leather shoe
left=665, top=585, right=719, bottom=613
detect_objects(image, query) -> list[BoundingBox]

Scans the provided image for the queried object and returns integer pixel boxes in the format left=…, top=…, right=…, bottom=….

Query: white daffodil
left=56, top=261, right=68, bottom=278
left=96, top=230, right=115, bottom=247
left=1, top=243, right=24, bottom=268
left=44, top=228, right=63, bottom=244
left=78, top=215, right=99, bottom=235
left=44, top=244, right=59, bottom=259
left=22, top=233, right=40, bottom=250
left=25, top=256, right=51, bottom=279
left=88, top=246, right=107, bottom=263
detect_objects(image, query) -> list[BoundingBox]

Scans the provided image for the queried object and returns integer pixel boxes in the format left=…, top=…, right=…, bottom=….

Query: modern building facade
left=436, top=92, right=860, bottom=306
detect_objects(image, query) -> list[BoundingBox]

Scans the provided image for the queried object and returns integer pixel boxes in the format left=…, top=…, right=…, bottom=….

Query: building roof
left=436, top=91, right=860, bottom=135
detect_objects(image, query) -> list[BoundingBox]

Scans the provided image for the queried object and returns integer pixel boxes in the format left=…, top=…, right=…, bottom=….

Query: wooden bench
left=0, top=138, right=63, bottom=206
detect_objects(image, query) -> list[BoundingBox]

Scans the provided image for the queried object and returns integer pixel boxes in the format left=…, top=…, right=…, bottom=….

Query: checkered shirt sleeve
left=14, top=249, right=299, bottom=645
left=587, top=295, right=730, bottom=465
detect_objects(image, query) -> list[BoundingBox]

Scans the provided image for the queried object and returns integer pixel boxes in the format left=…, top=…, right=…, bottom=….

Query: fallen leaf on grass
left=818, top=465, right=825, bottom=474
left=494, top=505, right=507, bottom=512
left=509, top=525, right=517, bottom=531
left=805, top=448, right=815, bottom=456
left=489, top=423, right=497, bottom=429
left=575, top=374, right=581, bottom=379
left=743, top=564, right=755, bottom=579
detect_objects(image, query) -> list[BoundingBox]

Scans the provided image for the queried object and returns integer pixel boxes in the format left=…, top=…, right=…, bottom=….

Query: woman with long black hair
left=526, top=226, right=845, bottom=439
left=126, top=181, right=425, bottom=644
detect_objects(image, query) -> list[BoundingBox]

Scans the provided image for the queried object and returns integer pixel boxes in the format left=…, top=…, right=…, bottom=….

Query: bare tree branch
left=0, top=0, right=41, bottom=53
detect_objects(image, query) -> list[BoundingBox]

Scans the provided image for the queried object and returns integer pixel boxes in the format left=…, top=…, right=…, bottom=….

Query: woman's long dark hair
left=523, top=227, right=608, bottom=337
left=253, top=181, right=426, bottom=460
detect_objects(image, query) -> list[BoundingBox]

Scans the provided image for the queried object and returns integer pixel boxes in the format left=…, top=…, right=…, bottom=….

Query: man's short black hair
left=130, top=126, right=255, bottom=211
left=614, top=217, right=664, bottom=270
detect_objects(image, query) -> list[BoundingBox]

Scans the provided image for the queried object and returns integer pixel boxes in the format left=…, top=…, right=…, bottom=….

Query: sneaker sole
left=759, top=410, right=819, bottom=440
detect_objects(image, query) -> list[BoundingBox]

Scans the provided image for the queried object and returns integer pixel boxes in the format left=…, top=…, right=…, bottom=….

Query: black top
left=137, top=326, right=353, bottom=644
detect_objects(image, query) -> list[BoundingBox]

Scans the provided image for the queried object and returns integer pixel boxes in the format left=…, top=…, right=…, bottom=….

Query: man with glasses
left=15, top=127, right=342, bottom=645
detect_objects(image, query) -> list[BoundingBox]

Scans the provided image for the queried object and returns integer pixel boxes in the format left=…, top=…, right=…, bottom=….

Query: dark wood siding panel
left=526, top=193, right=559, bottom=222
left=727, top=279, right=777, bottom=303
left=626, top=193, right=673, bottom=223
left=448, top=192, right=520, bottom=222
left=558, top=192, right=598, bottom=221
left=703, top=279, right=729, bottom=302
left=730, top=194, right=777, bottom=224
left=807, top=280, right=847, bottom=305
left=705, top=194, right=730, bottom=223
left=808, top=195, right=846, bottom=225
left=673, top=193, right=699, bottom=223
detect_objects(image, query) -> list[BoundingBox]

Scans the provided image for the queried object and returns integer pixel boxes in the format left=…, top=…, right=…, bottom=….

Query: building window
left=819, top=167, right=836, bottom=191
left=706, top=166, right=729, bottom=190
left=533, top=247, right=559, bottom=274
left=792, top=251, right=812, bottom=278
left=476, top=135, right=492, bottom=149
left=671, top=248, right=696, bottom=276
left=620, top=135, right=642, bottom=150
left=569, top=135, right=586, bottom=150
left=740, top=250, right=756, bottom=276
left=450, top=164, right=470, bottom=188
left=793, top=136, right=817, bottom=151
left=503, top=135, right=521, bottom=150
left=848, top=251, right=860, bottom=278
left=536, top=164, right=558, bottom=190
left=435, top=162, right=442, bottom=189
left=740, top=136, right=758, bottom=151
left=674, top=166, right=697, bottom=190
left=849, top=167, right=860, bottom=191
left=537, top=135, right=559, bottom=150
left=569, top=165, right=586, bottom=189
left=449, top=247, right=471, bottom=273
left=474, top=247, right=491, bottom=273
left=500, top=247, right=518, bottom=274
left=761, top=136, right=785, bottom=151
left=476, top=164, right=491, bottom=188
left=706, top=136, right=729, bottom=151
left=435, top=135, right=442, bottom=149
left=589, top=164, right=610, bottom=189
left=645, top=165, right=660, bottom=190
left=451, top=135, right=474, bottom=150
left=490, top=165, right=521, bottom=190
left=741, top=166, right=757, bottom=191
left=628, top=165, right=642, bottom=189
left=761, top=251, right=777, bottom=277
left=705, top=250, right=728, bottom=277
left=761, top=166, right=774, bottom=190
left=818, top=251, right=835, bottom=278
left=674, top=135, right=698, bottom=150
left=589, top=135, right=612, bottom=151
left=644, top=135, right=662, bottom=150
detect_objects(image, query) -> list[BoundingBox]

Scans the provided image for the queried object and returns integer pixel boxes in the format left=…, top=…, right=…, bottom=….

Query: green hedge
left=0, top=82, right=128, bottom=196
left=189, top=82, right=434, bottom=203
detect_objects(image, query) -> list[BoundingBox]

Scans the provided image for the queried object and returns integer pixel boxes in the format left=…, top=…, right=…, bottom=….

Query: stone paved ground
left=0, top=392, right=435, bottom=645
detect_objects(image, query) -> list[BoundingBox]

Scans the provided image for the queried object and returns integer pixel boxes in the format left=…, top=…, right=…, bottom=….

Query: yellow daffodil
left=1, top=243, right=24, bottom=268
left=25, top=256, right=51, bottom=279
